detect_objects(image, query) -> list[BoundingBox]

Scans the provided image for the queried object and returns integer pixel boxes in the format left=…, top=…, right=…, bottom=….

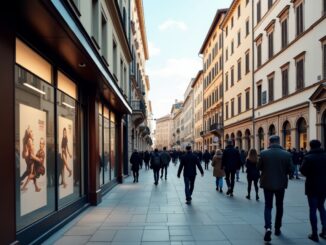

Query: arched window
left=268, top=124, right=276, bottom=136
left=231, top=133, right=235, bottom=146
left=297, top=117, right=307, bottom=150
left=258, top=127, right=264, bottom=151
left=283, top=121, right=291, bottom=150
left=245, top=129, right=251, bottom=151
left=236, top=131, right=243, bottom=149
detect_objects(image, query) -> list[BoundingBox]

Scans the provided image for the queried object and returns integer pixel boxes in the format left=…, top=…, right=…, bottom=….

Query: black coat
left=300, top=148, right=326, bottom=197
left=130, top=152, right=142, bottom=171
left=177, top=151, right=204, bottom=177
left=144, top=151, right=150, bottom=163
left=246, top=159, right=260, bottom=180
left=203, top=152, right=211, bottom=163
left=221, top=145, right=241, bottom=172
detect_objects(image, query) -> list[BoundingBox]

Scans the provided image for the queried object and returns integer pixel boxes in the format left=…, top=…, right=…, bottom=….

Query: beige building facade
left=192, top=71, right=204, bottom=151
left=253, top=0, right=326, bottom=151
left=200, top=9, right=227, bottom=151
left=170, top=101, right=183, bottom=149
left=155, top=115, right=173, bottom=149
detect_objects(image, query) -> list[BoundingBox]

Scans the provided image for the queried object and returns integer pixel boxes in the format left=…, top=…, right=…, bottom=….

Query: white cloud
left=158, top=19, right=188, bottom=31
left=148, top=41, right=161, bottom=57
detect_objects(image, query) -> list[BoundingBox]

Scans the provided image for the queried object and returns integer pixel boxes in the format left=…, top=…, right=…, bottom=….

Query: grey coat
left=257, top=144, right=293, bottom=191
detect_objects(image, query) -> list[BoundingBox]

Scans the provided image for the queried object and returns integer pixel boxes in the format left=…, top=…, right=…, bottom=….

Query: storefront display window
left=57, top=72, right=81, bottom=207
left=103, top=107, right=110, bottom=183
left=297, top=118, right=307, bottom=150
left=283, top=121, right=292, bottom=150
left=258, top=128, right=265, bottom=151
left=98, top=104, right=104, bottom=186
left=110, top=112, right=117, bottom=178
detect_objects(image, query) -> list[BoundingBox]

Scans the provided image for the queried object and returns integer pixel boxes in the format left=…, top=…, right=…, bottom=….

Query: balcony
left=209, top=123, right=223, bottom=136
left=131, top=100, right=146, bottom=127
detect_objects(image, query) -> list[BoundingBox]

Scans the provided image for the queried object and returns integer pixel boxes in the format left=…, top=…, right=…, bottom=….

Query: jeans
left=263, top=189, right=285, bottom=230
left=215, top=177, right=223, bottom=189
left=204, top=161, right=209, bottom=170
left=184, top=176, right=196, bottom=201
left=236, top=170, right=240, bottom=180
left=160, top=165, right=168, bottom=179
left=247, top=177, right=259, bottom=195
left=225, top=170, right=236, bottom=192
left=294, top=165, right=299, bottom=178
left=153, top=169, right=160, bottom=184
left=132, top=170, right=139, bottom=181
left=308, top=195, right=326, bottom=234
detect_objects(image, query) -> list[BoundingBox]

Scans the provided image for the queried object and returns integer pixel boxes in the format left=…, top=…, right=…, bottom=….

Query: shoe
left=220, top=188, right=223, bottom=193
left=133, top=179, right=136, bottom=183
left=319, top=232, right=326, bottom=239
left=185, top=200, right=191, bottom=204
left=246, top=195, right=250, bottom=200
left=309, top=234, right=319, bottom=242
left=274, top=228, right=281, bottom=236
left=216, top=187, right=219, bottom=191
left=264, top=229, right=272, bottom=242
left=226, top=189, right=231, bottom=195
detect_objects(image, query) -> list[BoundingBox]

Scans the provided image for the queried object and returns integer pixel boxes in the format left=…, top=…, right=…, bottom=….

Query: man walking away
left=130, top=149, right=142, bottom=183
left=144, top=150, right=150, bottom=170
left=300, top=140, right=326, bottom=242
left=203, top=150, right=211, bottom=170
left=160, top=147, right=171, bottom=180
left=150, top=149, right=162, bottom=186
left=177, top=145, right=204, bottom=204
left=222, top=140, right=241, bottom=197
left=258, top=135, right=293, bottom=242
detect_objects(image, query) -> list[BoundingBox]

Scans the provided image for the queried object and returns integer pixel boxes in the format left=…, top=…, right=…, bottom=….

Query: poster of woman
left=58, top=116, right=74, bottom=199
left=19, top=104, right=47, bottom=216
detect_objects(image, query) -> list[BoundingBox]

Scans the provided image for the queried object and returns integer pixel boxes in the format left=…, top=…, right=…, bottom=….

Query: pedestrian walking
left=144, top=150, right=150, bottom=170
left=130, top=149, right=142, bottom=183
left=300, top=140, right=326, bottom=242
left=211, top=149, right=225, bottom=193
left=221, top=140, right=242, bottom=197
left=203, top=150, right=211, bottom=170
left=160, top=147, right=171, bottom=180
left=177, top=145, right=204, bottom=204
left=258, top=135, right=293, bottom=242
left=150, top=148, right=162, bottom=186
left=245, top=149, right=260, bottom=200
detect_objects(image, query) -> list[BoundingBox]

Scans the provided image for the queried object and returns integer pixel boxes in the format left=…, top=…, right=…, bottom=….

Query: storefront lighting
left=62, top=102, right=75, bottom=109
left=23, top=83, right=46, bottom=95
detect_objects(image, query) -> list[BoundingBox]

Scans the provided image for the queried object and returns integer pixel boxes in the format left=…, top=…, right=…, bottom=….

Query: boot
left=246, top=194, right=250, bottom=200
left=309, top=233, right=319, bottom=242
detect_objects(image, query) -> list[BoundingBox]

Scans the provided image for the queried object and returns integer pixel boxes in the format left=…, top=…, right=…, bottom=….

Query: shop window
left=110, top=112, right=117, bottom=178
left=297, top=117, right=307, bottom=150
left=258, top=127, right=264, bottom=151
left=268, top=124, right=276, bottom=136
left=283, top=121, right=292, bottom=149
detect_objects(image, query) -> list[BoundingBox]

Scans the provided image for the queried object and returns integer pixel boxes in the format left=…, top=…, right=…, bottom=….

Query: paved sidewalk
left=43, top=162, right=326, bottom=245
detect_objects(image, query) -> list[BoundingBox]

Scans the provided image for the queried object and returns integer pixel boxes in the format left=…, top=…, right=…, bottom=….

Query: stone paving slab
left=43, top=162, right=326, bottom=245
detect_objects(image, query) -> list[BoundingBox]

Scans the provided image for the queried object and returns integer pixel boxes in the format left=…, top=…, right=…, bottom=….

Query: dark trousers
left=225, top=170, right=236, bottom=192
left=204, top=161, right=209, bottom=170
left=145, top=161, right=150, bottom=170
left=132, top=170, right=139, bottom=181
left=160, top=165, right=168, bottom=179
left=264, top=189, right=285, bottom=230
left=153, top=169, right=160, bottom=184
left=247, top=177, right=259, bottom=195
left=184, top=176, right=196, bottom=201
left=308, top=195, right=326, bottom=234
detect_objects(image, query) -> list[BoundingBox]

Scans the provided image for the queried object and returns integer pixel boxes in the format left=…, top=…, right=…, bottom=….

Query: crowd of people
left=130, top=137, right=326, bottom=243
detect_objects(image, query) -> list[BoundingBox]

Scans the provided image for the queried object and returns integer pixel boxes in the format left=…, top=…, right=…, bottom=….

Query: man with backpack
left=150, top=148, right=162, bottom=185
left=160, top=147, right=171, bottom=180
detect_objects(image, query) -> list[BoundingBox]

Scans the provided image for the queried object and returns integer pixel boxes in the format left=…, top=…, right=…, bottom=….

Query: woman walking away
left=246, top=149, right=260, bottom=200
left=212, top=149, right=225, bottom=193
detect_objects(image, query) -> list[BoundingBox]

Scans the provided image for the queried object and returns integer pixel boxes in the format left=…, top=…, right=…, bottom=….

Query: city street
left=44, top=163, right=325, bottom=245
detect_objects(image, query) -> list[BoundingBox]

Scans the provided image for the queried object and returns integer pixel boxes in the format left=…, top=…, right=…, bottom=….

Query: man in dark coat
left=202, top=150, right=211, bottom=170
left=258, top=135, right=293, bottom=242
left=130, top=149, right=142, bottom=183
left=160, top=147, right=171, bottom=180
left=221, top=140, right=242, bottom=197
left=300, top=140, right=326, bottom=242
left=144, top=150, right=151, bottom=170
left=150, top=148, right=162, bottom=186
left=177, top=145, right=204, bottom=204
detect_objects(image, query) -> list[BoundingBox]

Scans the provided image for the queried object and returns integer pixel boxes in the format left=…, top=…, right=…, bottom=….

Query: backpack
left=152, top=154, right=161, bottom=167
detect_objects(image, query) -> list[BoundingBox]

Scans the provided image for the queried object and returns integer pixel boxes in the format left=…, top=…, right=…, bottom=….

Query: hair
left=310, top=139, right=321, bottom=149
left=163, top=147, right=167, bottom=151
left=154, top=148, right=158, bottom=152
left=186, top=145, right=191, bottom=151
left=247, top=149, right=258, bottom=163
left=215, top=149, right=222, bottom=155
left=269, top=135, right=280, bottom=145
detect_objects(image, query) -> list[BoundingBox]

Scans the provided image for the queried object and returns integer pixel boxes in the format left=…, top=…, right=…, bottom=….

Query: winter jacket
left=300, top=148, right=326, bottom=197
left=160, top=151, right=171, bottom=166
left=257, top=144, right=293, bottom=191
left=178, top=151, right=204, bottom=177
left=212, top=153, right=225, bottom=177
left=221, top=145, right=242, bottom=172
left=246, top=159, right=260, bottom=180
left=130, top=152, right=142, bottom=171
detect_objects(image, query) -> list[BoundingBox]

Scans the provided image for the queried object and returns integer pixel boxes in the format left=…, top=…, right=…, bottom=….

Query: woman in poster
left=21, top=129, right=45, bottom=192
left=60, top=128, right=72, bottom=188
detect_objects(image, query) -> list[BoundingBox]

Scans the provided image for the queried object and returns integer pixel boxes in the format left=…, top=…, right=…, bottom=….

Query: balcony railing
left=131, top=100, right=146, bottom=117
left=209, top=123, right=223, bottom=131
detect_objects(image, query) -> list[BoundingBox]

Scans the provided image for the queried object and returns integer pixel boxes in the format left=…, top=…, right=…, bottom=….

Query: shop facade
left=0, top=1, right=132, bottom=244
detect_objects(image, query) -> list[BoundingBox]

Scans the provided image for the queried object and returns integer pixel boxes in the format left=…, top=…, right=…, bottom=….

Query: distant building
left=192, top=70, right=204, bottom=151
left=154, top=114, right=173, bottom=149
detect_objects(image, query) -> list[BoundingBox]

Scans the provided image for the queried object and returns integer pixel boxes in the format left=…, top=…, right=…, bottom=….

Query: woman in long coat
left=212, top=149, right=225, bottom=192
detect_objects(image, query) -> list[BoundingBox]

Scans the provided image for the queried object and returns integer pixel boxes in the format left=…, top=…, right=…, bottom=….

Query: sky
left=143, top=0, right=233, bottom=119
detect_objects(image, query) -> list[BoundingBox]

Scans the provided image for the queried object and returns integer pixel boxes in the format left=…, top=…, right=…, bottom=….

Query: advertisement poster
left=19, top=104, right=47, bottom=216
left=58, top=116, right=74, bottom=199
